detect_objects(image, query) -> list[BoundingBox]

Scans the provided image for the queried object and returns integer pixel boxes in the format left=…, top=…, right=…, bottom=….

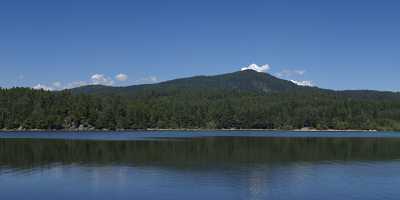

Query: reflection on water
left=1, top=133, right=400, bottom=200
left=1, top=137, right=400, bottom=169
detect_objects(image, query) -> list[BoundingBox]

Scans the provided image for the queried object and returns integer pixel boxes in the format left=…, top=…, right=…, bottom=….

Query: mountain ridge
left=69, top=69, right=399, bottom=100
left=70, top=70, right=320, bottom=96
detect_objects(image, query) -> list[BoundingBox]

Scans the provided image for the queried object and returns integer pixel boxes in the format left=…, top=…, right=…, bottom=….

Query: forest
left=1, top=85, right=400, bottom=131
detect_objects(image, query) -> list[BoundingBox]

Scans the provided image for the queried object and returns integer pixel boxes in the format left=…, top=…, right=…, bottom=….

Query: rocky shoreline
left=0, top=127, right=380, bottom=132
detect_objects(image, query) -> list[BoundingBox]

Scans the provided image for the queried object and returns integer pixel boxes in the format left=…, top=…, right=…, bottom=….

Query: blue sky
left=1, top=0, right=399, bottom=91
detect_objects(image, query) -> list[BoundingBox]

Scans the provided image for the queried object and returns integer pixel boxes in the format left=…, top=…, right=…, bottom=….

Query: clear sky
left=1, top=0, right=399, bottom=91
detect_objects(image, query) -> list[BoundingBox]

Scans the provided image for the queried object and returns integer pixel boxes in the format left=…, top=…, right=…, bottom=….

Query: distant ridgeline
left=1, top=70, right=400, bottom=131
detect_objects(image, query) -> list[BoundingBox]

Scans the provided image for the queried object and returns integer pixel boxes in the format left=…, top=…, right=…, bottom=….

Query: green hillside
left=70, top=70, right=318, bottom=97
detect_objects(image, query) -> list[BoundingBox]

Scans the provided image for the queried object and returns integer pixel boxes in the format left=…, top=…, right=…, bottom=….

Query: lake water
left=1, top=131, right=400, bottom=200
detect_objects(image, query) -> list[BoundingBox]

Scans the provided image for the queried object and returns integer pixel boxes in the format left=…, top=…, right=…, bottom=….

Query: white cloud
left=33, top=84, right=53, bottom=91
left=115, top=73, right=128, bottom=81
left=276, top=69, right=306, bottom=78
left=290, top=80, right=314, bottom=87
left=31, top=72, right=123, bottom=90
left=241, top=64, right=271, bottom=73
left=91, top=74, right=114, bottom=85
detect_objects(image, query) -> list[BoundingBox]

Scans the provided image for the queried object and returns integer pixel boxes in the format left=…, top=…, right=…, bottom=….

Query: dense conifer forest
left=1, top=70, right=400, bottom=131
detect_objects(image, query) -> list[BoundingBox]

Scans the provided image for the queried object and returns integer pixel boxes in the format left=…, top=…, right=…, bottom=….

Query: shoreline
left=0, top=128, right=381, bottom=132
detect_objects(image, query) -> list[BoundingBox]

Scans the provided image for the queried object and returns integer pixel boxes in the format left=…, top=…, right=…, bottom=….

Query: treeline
left=1, top=87, right=400, bottom=131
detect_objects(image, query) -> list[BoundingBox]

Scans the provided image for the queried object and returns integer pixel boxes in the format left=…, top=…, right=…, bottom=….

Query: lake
left=1, top=131, right=400, bottom=200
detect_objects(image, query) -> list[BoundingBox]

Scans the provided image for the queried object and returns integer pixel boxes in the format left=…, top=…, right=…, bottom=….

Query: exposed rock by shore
left=0, top=127, right=380, bottom=132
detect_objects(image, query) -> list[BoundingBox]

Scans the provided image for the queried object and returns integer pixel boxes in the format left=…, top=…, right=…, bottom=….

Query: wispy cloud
left=276, top=69, right=306, bottom=78
left=290, top=80, right=314, bottom=87
left=31, top=72, right=159, bottom=90
left=33, top=84, right=53, bottom=91
left=53, top=81, right=62, bottom=88
left=115, top=73, right=128, bottom=81
left=136, top=76, right=159, bottom=84
left=241, top=64, right=271, bottom=73
left=274, top=68, right=315, bottom=87
left=65, top=81, right=87, bottom=89
left=91, top=74, right=114, bottom=85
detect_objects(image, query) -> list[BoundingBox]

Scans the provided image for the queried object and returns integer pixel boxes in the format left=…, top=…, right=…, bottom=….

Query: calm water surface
left=1, top=131, right=400, bottom=200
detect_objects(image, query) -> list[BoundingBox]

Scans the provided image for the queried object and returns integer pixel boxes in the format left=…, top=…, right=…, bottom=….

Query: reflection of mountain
left=1, top=137, right=400, bottom=170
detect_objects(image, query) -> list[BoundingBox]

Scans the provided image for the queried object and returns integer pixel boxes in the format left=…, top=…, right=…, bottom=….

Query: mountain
left=70, top=70, right=319, bottom=97
left=70, top=69, right=399, bottom=101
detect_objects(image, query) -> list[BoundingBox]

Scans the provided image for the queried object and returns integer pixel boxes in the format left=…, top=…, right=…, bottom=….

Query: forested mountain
left=71, top=70, right=322, bottom=97
left=1, top=70, right=400, bottom=131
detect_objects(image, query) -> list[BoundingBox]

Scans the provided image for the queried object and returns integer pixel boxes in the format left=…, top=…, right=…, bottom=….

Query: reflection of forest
left=1, top=137, right=400, bottom=169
